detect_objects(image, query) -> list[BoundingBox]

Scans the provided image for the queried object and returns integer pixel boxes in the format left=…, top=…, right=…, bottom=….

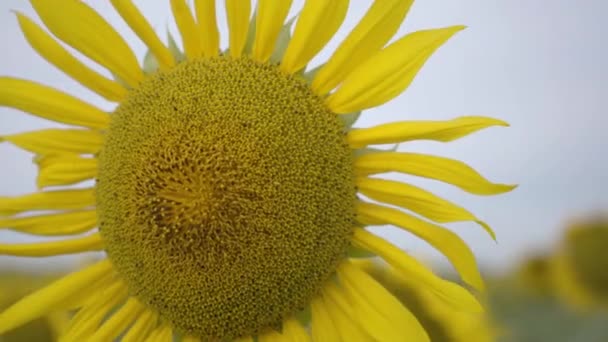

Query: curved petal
left=357, top=201, right=485, bottom=291
left=225, top=0, right=251, bottom=57
left=281, top=0, right=349, bottom=74
left=91, top=298, right=145, bottom=341
left=110, top=0, right=175, bottom=69
left=347, top=116, right=508, bottom=148
left=16, top=13, right=127, bottom=102
left=0, top=210, right=96, bottom=236
left=355, top=151, right=517, bottom=195
left=35, top=154, right=98, bottom=188
left=122, top=310, right=158, bottom=342
left=31, top=0, right=143, bottom=87
left=195, top=0, right=220, bottom=57
left=252, top=0, right=293, bottom=62
left=312, top=0, right=413, bottom=94
left=0, top=128, right=104, bottom=155
left=0, top=189, right=95, bottom=216
left=0, top=260, right=112, bottom=334
left=326, top=26, right=464, bottom=113
left=0, top=233, right=103, bottom=257
left=311, top=296, right=340, bottom=342
left=357, top=178, right=496, bottom=240
left=171, top=0, right=203, bottom=59
left=0, top=78, right=109, bottom=129
left=322, top=282, right=373, bottom=340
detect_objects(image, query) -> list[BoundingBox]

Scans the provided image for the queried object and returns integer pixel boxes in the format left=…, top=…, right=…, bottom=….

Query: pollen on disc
left=96, top=56, right=356, bottom=340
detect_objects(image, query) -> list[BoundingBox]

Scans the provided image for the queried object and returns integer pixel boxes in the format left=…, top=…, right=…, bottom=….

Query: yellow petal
left=357, top=178, right=496, bottom=240
left=347, top=116, right=509, bottom=148
left=337, top=261, right=430, bottom=342
left=91, top=298, right=145, bottom=341
left=181, top=335, right=201, bottom=342
left=357, top=201, right=485, bottom=291
left=0, top=233, right=103, bottom=257
left=145, top=323, right=172, bottom=342
left=355, top=151, right=517, bottom=195
left=312, top=0, right=413, bottom=94
left=281, top=0, right=349, bottom=74
left=311, top=296, right=340, bottom=342
left=16, top=13, right=127, bottom=102
left=195, top=0, right=220, bottom=57
left=0, top=128, right=104, bottom=155
left=123, top=310, right=158, bottom=342
left=0, top=259, right=111, bottom=334
left=352, top=228, right=483, bottom=313
left=252, top=0, right=293, bottom=62
left=110, top=0, right=175, bottom=69
left=225, top=0, right=251, bottom=58
left=35, top=154, right=98, bottom=188
left=260, top=317, right=309, bottom=342
left=0, top=210, right=96, bottom=236
left=171, top=0, right=203, bottom=59
left=326, top=26, right=465, bottom=113
left=0, top=189, right=95, bottom=216
left=322, top=282, right=372, bottom=341
left=30, top=0, right=143, bottom=87
left=0, top=78, right=109, bottom=129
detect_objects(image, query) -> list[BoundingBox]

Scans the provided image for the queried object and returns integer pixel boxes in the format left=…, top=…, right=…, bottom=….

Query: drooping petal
left=326, top=26, right=465, bottom=113
left=352, top=228, right=483, bottom=313
left=171, top=0, right=203, bottom=59
left=16, top=13, right=127, bottom=102
left=145, top=323, right=173, bottom=341
left=110, top=0, right=175, bottom=69
left=252, top=0, right=293, bottom=62
left=281, top=0, right=349, bottom=74
left=90, top=298, right=146, bottom=341
left=0, top=233, right=103, bottom=257
left=0, top=128, right=104, bottom=155
left=0, top=260, right=112, bottom=334
left=30, top=0, right=143, bottom=87
left=355, top=151, right=517, bottom=195
left=347, top=116, right=508, bottom=148
left=357, top=178, right=496, bottom=240
left=0, top=78, right=109, bottom=129
left=195, top=0, right=220, bottom=57
left=312, top=0, right=413, bottom=94
left=337, top=261, right=430, bottom=342
left=0, top=210, right=96, bottom=236
left=122, top=310, right=158, bottom=342
left=35, top=154, right=98, bottom=188
left=357, top=201, right=485, bottom=291
left=322, top=282, right=373, bottom=340
left=0, top=189, right=95, bottom=216
left=225, top=0, right=251, bottom=57
left=311, top=296, right=340, bottom=342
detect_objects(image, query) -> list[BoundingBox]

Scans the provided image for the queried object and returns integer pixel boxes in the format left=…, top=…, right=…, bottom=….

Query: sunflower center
left=96, top=56, right=356, bottom=340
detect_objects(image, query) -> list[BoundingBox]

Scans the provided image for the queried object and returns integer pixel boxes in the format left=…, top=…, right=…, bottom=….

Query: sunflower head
left=0, top=0, right=515, bottom=340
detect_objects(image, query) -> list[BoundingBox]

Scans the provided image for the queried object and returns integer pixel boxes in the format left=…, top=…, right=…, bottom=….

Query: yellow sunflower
left=0, top=0, right=515, bottom=341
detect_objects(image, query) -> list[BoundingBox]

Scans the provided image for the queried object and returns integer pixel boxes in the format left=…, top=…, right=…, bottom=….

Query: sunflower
left=0, top=0, right=514, bottom=341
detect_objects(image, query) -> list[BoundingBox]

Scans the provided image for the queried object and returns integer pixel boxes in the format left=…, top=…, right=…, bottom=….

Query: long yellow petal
left=259, top=317, right=309, bottom=342
left=326, top=26, right=465, bottom=113
left=347, top=116, right=508, bottom=148
left=322, top=283, right=372, bottom=341
left=16, top=13, right=127, bottom=102
left=252, top=0, right=293, bottom=62
left=30, top=0, right=143, bottom=87
left=145, top=323, right=172, bottom=342
left=337, top=261, right=430, bottom=342
left=357, top=201, right=485, bottom=291
left=0, top=78, right=109, bottom=129
left=0, top=210, right=96, bottom=236
left=0, top=260, right=112, bottom=334
left=171, top=0, right=203, bottom=59
left=312, top=0, right=413, bottom=94
left=110, top=0, right=175, bottom=69
left=352, top=228, right=483, bottom=313
left=0, top=233, right=103, bottom=257
left=195, top=0, right=220, bottom=57
left=123, top=310, right=158, bottom=342
left=225, top=0, right=251, bottom=58
left=311, top=296, right=341, bottom=342
left=357, top=178, right=496, bottom=240
left=0, top=128, right=104, bottom=155
left=281, top=0, right=349, bottom=74
left=62, top=279, right=123, bottom=332
left=0, top=189, right=95, bottom=216
left=355, top=151, right=516, bottom=195
left=91, top=298, right=146, bottom=341
left=35, top=154, right=98, bottom=188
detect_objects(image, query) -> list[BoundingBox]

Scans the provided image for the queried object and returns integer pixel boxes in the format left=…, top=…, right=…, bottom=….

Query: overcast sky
left=0, top=0, right=606, bottom=273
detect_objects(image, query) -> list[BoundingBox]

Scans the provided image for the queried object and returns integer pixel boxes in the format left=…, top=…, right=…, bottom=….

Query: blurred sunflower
left=0, top=0, right=514, bottom=341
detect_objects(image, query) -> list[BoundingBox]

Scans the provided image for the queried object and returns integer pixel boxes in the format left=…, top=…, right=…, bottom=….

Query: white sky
left=0, top=0, right=606, bottom=273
